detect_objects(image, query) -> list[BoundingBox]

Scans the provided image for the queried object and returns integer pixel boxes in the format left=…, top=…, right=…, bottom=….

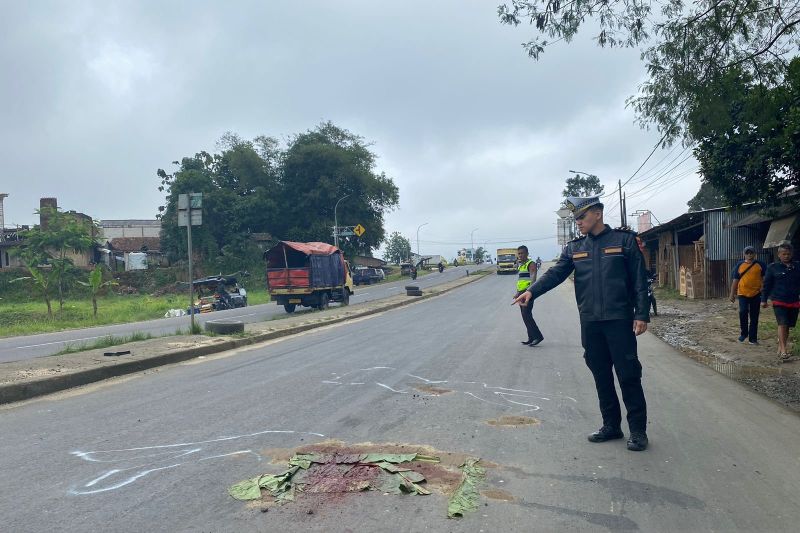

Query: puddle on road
left=482, top=488, right=515, bottom=501
left=486, top=415, right=540, bottom=427
left=414, top=384, right=453, bottom=395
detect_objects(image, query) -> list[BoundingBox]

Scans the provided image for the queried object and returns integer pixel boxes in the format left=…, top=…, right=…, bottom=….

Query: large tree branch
left=724, top=17, right=800, bottom=69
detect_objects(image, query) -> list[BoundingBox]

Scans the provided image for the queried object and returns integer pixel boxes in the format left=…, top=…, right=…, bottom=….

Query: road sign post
left=178, top=193, right=203, bottom=332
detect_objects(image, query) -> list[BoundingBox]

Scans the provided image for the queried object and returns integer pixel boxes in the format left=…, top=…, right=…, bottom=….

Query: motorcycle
left=647, top=273, right=658, bottom=316
left=411, top=268, right=418, bottom=280
left=437, top=263, right=444, bottom=273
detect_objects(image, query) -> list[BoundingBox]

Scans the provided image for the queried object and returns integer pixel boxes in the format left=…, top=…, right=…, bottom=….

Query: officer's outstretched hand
left=512, top=291, right=532, bottom=306
left=633, top=320, right=648, bottom=336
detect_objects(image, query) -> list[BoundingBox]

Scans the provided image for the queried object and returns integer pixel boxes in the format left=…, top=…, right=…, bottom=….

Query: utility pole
left=470, top=228, right=479, bottom=263
left=618, top=179, right=624, bottom=228
left=333, top=194, right=350, bottom=249
left=416, top=222, right=428, bottom=258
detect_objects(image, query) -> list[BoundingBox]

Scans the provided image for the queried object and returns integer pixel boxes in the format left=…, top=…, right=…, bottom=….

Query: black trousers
left=580, top=319, right=647, bottom=432
left=516, top=291, right=543, bottom=341
left=737, top=294, right=761, bottom=341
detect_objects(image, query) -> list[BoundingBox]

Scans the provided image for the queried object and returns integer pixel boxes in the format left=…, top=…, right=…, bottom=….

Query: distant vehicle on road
left=496, top=248, right=517, bottom=274
left=265, top=241, right=353, bottom=313
left=353, top=267, right=383, bottom=285
left=188, top=275, right=247, bottom=314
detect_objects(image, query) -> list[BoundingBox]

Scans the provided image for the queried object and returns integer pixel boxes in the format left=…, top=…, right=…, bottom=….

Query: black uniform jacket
left=527, top=225, right=650, bottom=322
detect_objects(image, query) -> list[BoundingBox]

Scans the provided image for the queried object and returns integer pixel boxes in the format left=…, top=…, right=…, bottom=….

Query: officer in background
left=513, top=196, right=651, bottom=451
left=515, top=245, right=544, bottom=346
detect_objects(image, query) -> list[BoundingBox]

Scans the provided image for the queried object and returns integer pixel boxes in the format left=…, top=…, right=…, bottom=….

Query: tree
left=687, top=58, right=800, bottom=208
left=562, top=174, right=604, bottom=197
left=157, top=123, right=399, bottom=263
left=474, top=246, right=486, bottom=263
left=383, top=232, right=411, bottom=264
left=276, top=122, right=399, bottom=257
left=498, top=1, right=800, bottom=144
left=12, top=207, right=97, bottom=314
left=687, top=182, right=728, bottom=211
left=77, top=264, right=118, bottom=318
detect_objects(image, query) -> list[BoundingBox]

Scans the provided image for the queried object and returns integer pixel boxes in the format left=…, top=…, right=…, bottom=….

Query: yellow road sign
left=353, top=224, right=366, bottom=237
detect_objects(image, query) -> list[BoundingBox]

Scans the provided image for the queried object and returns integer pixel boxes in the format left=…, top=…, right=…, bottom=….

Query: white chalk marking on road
left=322, top=380, right=340, bottom=384
left=462, top=392, right=507, bottom=408
left=375, top=382, right=407, bottom=394
left=502, top=399, right=541, bottom=410
left=86, top=469, right=121, bottom=487
left=70, top=431, right=324, bottom=495
left=70, top=463, right=182, bottom=495
left=407, top=374, right=448, bottom=384
left=494, top=391, right=550, bottom=401
left=349, top=382, right=365, bottom=385
left=199, top=450, right=259, bottom=461
left=72, top=429, right=325, bottom=456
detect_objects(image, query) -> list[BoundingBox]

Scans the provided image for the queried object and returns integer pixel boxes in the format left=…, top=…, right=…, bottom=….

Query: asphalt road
left=0, top=265, right=488, bottom=362
left=2, top=272, right=799, bottom=531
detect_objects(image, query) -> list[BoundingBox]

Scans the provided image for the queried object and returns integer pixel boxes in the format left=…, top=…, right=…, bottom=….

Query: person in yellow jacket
left=515, top=245, right=544, bottom=346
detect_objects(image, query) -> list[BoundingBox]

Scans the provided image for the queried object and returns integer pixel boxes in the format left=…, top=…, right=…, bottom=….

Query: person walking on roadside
left=761, top=242, right=800, bottom=362
left=729, top=246, right=766, bottom=344
left=515, top=245, right=544, bottom=346
left=513, top=196, right=651, bottom=451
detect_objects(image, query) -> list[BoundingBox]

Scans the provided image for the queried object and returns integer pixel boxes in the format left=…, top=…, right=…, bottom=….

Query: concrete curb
left=0, top=270, right=491, bottom=404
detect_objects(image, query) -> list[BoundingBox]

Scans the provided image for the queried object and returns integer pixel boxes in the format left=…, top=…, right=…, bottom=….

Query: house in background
left=638, top=202, right=800, bottom=299
left=106, top=237, right=165, bottom=271
left=99, top=219, right=161, bottom=240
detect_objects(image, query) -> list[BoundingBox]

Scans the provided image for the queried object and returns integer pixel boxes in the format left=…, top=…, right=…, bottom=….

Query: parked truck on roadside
left=496, top=248, right=518, bottom=274
left=265, top=241, right=353, bottom=313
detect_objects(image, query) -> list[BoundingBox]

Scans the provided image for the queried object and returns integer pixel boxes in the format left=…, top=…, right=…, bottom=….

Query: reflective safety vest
left=517, top=259, right=534, bottom=291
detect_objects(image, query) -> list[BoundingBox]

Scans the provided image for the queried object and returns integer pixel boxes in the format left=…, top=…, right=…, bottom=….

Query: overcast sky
left=0, top=0, right=700, bottom=260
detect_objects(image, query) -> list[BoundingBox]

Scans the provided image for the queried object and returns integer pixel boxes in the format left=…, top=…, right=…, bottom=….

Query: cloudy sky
left=1, top=0, right=700, bottom=260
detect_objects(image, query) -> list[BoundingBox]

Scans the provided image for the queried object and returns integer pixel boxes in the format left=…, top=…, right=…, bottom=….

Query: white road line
left=17, top=335, right=107, bottom=349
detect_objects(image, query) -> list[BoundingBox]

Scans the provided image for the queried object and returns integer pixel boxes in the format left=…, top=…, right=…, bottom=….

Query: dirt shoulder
left=648, top=293, right=800, bottom=413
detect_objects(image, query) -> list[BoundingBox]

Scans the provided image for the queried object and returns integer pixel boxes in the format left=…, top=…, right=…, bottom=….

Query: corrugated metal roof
left=705, top=210, right=767, bottom=260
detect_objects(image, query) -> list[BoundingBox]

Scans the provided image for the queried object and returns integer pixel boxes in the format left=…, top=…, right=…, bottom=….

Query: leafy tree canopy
left=687, top=57, right=800, bottom=207
left=499, top=1, right=800, bottom=143
left=563, top=173, right=605, bottom=197
left=158, top=122, right=399, bottom=263
left=383, top=232, right=412, bottom=264
left=686, top=182, right=729, bottom=211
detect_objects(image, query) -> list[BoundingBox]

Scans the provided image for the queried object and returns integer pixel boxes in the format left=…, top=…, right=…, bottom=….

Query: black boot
left=588, top=425, right=624, bottom=443
left=528, top=336, right=544, bottom=346
left=626, top=431, right=649, bottom=451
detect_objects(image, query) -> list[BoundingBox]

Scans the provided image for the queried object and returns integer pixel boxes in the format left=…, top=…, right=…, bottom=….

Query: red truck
left=265, top=241, right=354, bottom=313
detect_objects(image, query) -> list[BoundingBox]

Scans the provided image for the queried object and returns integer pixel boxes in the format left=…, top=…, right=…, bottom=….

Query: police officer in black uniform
left=513, top=195, right=650, bottom=451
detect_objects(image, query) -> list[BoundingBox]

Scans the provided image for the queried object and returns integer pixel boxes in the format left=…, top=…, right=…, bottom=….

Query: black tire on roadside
left=205, top=320, right=245, bottom=335
left=284, top=303, right=296, bottom=313
left=405, top=286, right=419, bottom=291
left=407, top=289, right=423, bottom=297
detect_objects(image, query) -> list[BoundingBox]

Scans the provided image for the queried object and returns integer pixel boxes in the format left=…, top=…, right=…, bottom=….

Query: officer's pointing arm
left=526, top=246, right=575, bottom=300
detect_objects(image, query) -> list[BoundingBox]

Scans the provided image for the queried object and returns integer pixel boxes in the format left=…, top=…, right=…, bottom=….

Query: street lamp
left=333, top=194, right=350, bottom=249
left=416, top=222, right=429, bottom=258
left=569, top=169, right=595, bottom=177
left=470, top=227, right=479, bottom=263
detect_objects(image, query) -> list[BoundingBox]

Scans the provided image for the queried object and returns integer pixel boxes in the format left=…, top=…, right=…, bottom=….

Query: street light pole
left=416, top=222, right=429, bottom=258
left=470, top=228, right=479, bottom=263
left=333, top=194, right=350, bottom=249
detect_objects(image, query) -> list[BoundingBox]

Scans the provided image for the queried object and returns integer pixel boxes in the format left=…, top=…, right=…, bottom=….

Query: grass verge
left=56, top=332, right=156, bottom=355
left=0, top=288, right=270, bottom=338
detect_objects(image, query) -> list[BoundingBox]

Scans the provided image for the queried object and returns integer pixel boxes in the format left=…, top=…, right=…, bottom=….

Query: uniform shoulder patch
left=614, top=227, right=637, bottom=235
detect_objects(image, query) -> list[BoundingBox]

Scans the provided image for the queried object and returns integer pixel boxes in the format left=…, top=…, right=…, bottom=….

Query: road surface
left=0, top=265, right=488, bottom=362
left=2, top=272, right=799, bottom=531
